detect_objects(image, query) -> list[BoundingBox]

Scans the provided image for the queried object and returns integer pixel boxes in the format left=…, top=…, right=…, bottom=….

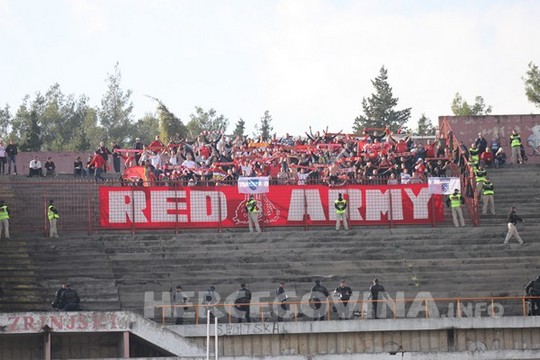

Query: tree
left=353, top=66, right=411, bottom=133
left=0, top=104, right=11, bottom=138
left=524, top=61, right=540, bottom=108
left=146, top=96, right=187, bottom=142
left=10, top=95, right=44, bottom=151
left=233, top=118, right=246, bottom=137
left=254, top=110, right=273, bottom=140
left=186, top=106, right=229, bottom=138
left=451, top=92, right=492, bottom=116
left=99, top=62, right=134, bottom=144
left=413, top=114, right=436, bottom=136
left=134, top=113, right=160, bottom=146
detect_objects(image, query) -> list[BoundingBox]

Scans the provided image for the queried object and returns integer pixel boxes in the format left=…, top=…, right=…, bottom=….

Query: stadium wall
left=439, top=114, right=540, bottom=164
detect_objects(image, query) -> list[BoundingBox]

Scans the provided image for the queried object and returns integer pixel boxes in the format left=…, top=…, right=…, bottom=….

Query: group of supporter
left=111, top=128, right=452, bottom=186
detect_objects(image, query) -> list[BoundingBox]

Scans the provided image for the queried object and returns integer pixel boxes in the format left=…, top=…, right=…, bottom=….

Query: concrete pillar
left=122, top=331, right=130, bottom=358
left=43, top=333, right=51, bottom=360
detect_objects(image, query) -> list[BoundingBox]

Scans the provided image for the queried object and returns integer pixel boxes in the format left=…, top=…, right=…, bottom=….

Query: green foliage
left=186, top=106, right=229, bottom=138
left=255, top=110, right=273, bottom=140
left=0, top=104, right=11, bottom=137
left=524, top=61, right=540, bottom=108
left=413, top=113, right=437, bottom=136
left=353, top=66, right=411, bottom=134
left=134, top=113, right=160, bottom=145
left=22, top=110, right=43, bottom=151
left=233, top=118, right=246, bottom=137
left=450, top=92, right=492, bottom=116
left=9, top=84, right=102, bottom=151
left=155, top=100, right=187, bottom=142
left=98, top=62, right=134, bottom=143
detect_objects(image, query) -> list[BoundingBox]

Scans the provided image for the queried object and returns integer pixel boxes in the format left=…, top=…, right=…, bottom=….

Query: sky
left=1, top=0, right=539, bottom=137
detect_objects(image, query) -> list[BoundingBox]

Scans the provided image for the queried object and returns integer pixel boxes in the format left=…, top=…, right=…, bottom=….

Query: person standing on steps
left=504, top=206, right=524, bottom=244
left=246, top=195, right=261, bottom=233
left=5, top=139, right=17, bottom=175
left=235, top=283, right=252, bottom=323
left=48, top=200, right=59, bottom=238
left=481, top=178, right=495, bottom=215
left=446, top=188, right=465, bottom=227
left=173, top=285, right=189, bottom=325
left=333, top=279, right=353, bottom=320
left=369, top=278, right=386, bottom=319
left=310, top=279, right=330, bottom=321
left=275, top=281, right=288, bottom=322
left=0, top=200, right=9, bottom=239
left=335, top=193, right=349, bottom=231
left=510, top=129, right=523, bottom=165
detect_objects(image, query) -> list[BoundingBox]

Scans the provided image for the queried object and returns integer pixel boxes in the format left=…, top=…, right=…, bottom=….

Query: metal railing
left=155, top=295, right=539, bottom=325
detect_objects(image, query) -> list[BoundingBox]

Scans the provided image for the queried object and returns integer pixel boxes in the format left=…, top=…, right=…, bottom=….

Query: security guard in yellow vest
left=0, top=200, right=10, bottom=239
left=445, top=189, right=465, bottom=227
left=245, top=195, right=261, bottom=233
left=482, top=179, right=495, bottom=215
left=474, top=165, right=487, bottom=196
left=48, top=200, right=60, bottom=238
left=335, top=193, right=349, bottom=231
left=468, top=144, right=480, bottom=166
left=510, top=130, right=523, bottom=164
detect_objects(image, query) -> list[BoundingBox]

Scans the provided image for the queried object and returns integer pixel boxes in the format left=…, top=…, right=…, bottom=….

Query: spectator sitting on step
left=73, top=156, right=84, bottom=177
left=59, top=283, right=80, bottom=311
left=28, top=156, right=43, bottom=177
left=44, top=157, right=56, bottom=177
left=494, top=147, right=506, bottom=168
left=51, top=282, right=68, bottom=310
left=479, top=149, right=493, bottom=168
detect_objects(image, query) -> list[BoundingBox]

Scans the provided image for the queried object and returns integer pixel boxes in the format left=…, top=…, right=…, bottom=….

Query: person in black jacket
left=369, top=278, right=386, bottom=319
left=60, top=283, right=80, bottom=311
left=51, top=283, right=67, bottom=310
left=333, top=280, right=352, bottom=320
left=526, top=275, right=540, bottom=316
left=235, top=283, right=252, bottom=323
left=310, top=280, right=329, bottom=320
left=504, top=207, right=524, bottom=244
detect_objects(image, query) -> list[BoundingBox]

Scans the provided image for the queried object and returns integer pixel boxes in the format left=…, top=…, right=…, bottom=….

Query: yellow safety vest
left=482, top=182, right=494, bottom=195
left=0, top=205, right=9, bottom=220
left=48, top=205, right=60, bottom=220
left=510, top=134, right=521, bottom=147
left=474, top=169, right=487, bottom=183
left=246, top=199, right=258, bottom=213
left=469, top=148, right=479, bottom=163
left=449, top=194, right=462, bottom=208
left=335, top=199, right=347, bottom=214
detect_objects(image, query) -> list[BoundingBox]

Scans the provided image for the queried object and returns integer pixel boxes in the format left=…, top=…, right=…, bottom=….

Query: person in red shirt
left=87, top=152, right=106, bottom=182
left=424, top=140, right=436, bottom=158
left=480, top=149, right=494, bottom=167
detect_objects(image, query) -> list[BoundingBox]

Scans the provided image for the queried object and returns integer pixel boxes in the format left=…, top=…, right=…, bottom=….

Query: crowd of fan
left=0, top=128, right=513, bottom=184
left=92, top=128, right=456, bottom=186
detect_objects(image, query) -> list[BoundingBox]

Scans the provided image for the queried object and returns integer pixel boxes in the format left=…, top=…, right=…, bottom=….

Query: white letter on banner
left=151, top=191, right=186, bottom=222
left=365, top=189, right=389, bottom=221
left=292, top=189, right=326, bottom=221
left=327, top=189, right=341, bottom=221
left=404, top=188, right=430, bottom=219
left=390, top=189, right=404, bottom=220
left=190, top=191, right=227, bottom=222
left=348, top=189, right=363, bottom=221
left=109, top=191, right=148, bottom=223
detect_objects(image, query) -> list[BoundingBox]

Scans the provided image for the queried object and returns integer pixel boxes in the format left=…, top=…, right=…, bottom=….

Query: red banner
left=99, top=184, right=444, bottom=229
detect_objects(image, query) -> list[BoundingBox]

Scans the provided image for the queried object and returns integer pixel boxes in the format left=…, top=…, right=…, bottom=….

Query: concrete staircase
left=478, top=164, right=540, bottom=227
left=0, top=165, right=538, bottom=319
